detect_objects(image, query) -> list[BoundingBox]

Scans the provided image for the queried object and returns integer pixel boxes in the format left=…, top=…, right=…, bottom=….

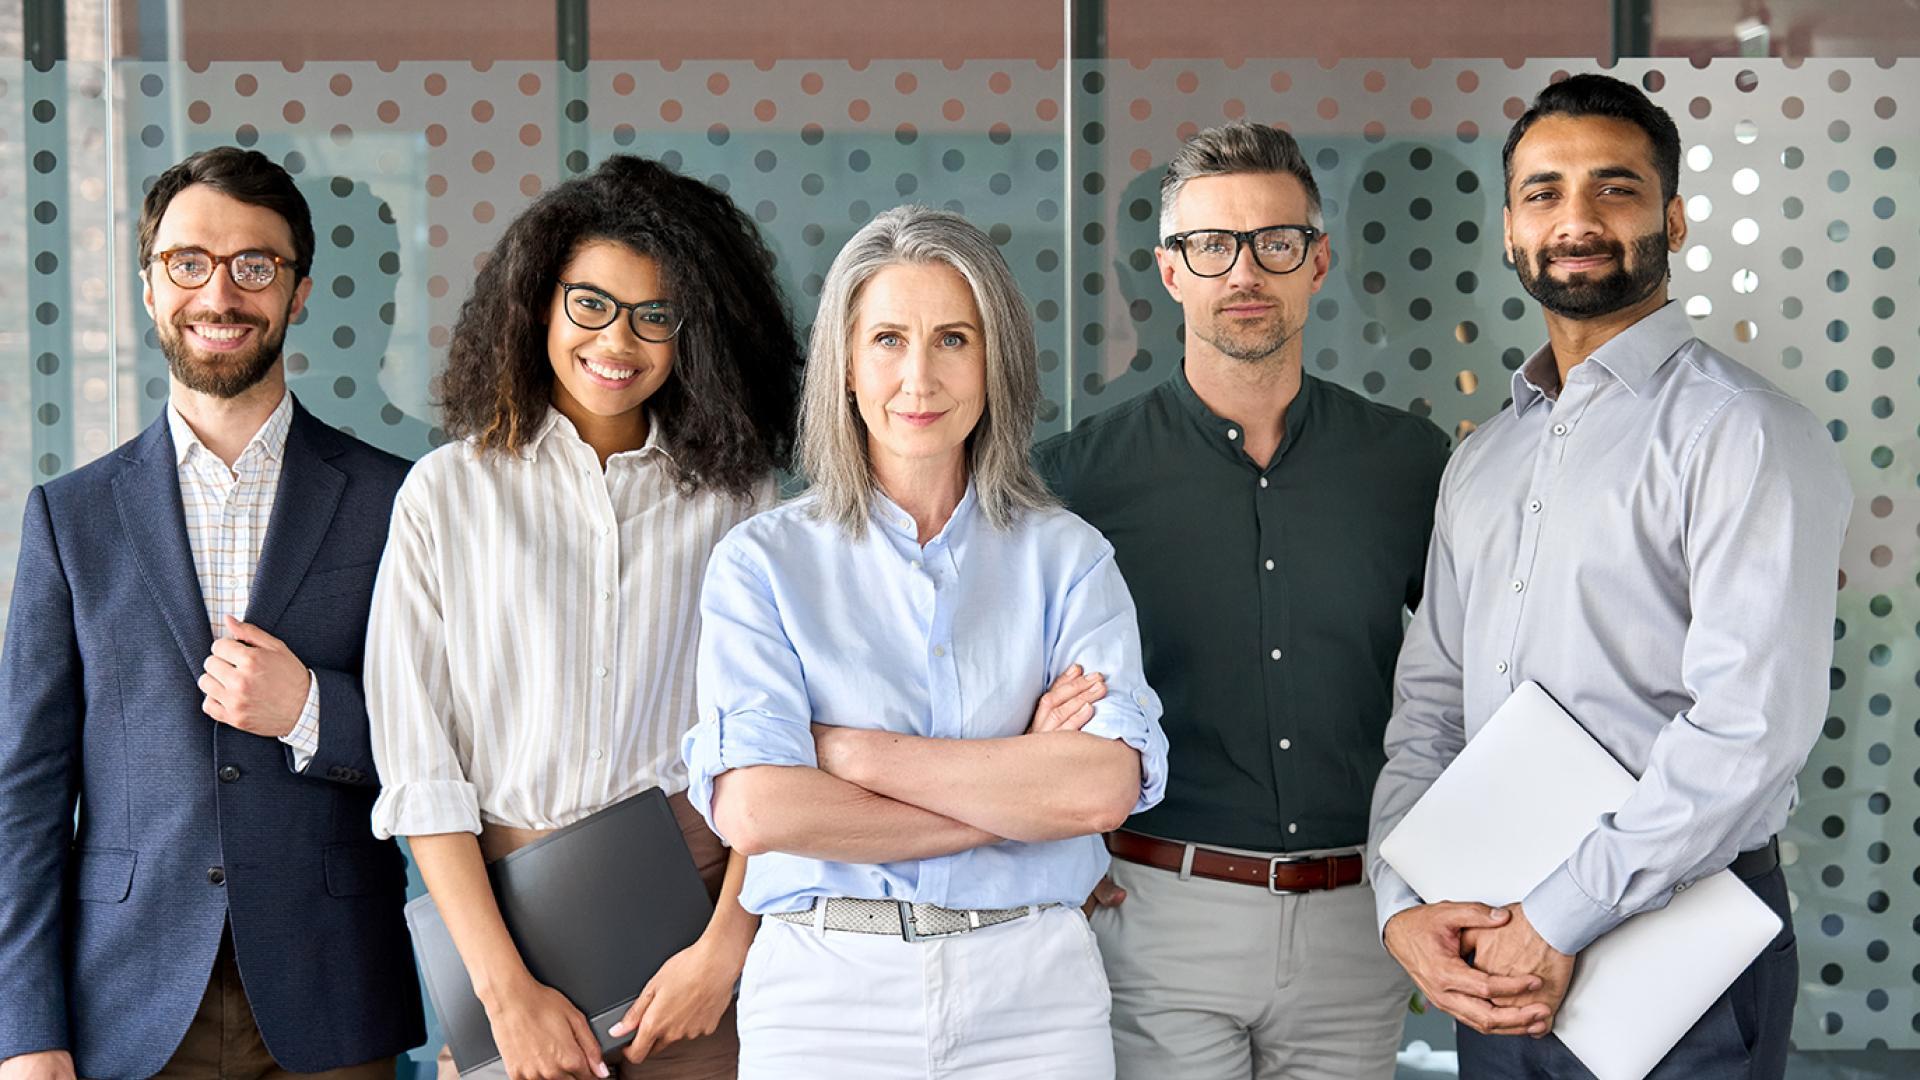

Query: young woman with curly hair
left=365, top=154, right=801, bottom=1080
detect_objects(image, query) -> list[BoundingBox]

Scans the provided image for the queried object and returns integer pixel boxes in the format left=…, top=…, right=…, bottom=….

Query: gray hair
left=1159, top=120, right=1325, bottom=239
left=798, top=205, right=1055, bottom=536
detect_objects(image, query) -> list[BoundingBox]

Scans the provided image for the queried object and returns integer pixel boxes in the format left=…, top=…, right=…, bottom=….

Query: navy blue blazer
left=0, top=398, right=425, bottom=1077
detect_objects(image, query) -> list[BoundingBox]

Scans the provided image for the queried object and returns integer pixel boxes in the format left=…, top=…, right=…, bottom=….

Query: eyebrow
left=1517, top=165, right=1649, bottom=188
left=867, top=320, right=981, bottom=333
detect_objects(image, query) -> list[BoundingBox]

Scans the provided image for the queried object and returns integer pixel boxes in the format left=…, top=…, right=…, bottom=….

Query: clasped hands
left=1383, top=900, right=1575, bottom=1038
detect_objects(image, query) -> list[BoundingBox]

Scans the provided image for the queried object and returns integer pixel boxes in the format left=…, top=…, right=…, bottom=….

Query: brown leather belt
left=1107, top=830, right=1364, bottom=893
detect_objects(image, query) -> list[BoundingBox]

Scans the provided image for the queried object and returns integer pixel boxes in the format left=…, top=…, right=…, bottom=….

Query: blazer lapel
left=245, top=399, right=346, bottom=634
left=113, top=414, right=214, bottom=674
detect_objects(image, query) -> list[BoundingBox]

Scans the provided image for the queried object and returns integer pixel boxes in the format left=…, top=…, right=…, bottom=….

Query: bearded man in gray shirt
left=1368, top=73, right=1851, bottom=1080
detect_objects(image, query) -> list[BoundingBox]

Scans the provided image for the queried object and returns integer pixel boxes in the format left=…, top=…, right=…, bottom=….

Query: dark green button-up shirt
left=1035, top=366, right=1450, bottom=852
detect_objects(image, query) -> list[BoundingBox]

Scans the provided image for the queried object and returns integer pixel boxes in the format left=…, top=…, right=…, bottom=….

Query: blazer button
left=219, top=765, right=242, bottom=783
left=207, top=866, right=226, bottom=886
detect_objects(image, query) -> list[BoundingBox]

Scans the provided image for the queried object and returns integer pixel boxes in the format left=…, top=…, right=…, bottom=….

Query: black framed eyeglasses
left=558, top=281, right=684, bottom=343
left=149, top=248, right=291, bottom=291
left=1162, top=225, right=1322, bottom=278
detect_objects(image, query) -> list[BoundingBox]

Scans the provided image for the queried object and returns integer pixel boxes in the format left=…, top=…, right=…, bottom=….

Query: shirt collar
left=168, top=389, right=294, bottom=468
left=523, top=406, right=671, bottom=464
left=1168, top=360, right=1315, bottom=468
left=869, top=478, right=978, bottom=547
left=1510, top=300, right=1692, bottom=415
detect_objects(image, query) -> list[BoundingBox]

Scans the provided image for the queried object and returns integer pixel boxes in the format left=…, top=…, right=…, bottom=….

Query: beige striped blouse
left=366, top=408, right=771, bottom=839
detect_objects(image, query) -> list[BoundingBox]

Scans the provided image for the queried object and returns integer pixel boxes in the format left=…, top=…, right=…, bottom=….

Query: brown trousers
left=436, top=791, right=738, bottom=1080
left=154, top=931, right=395, bottom=1080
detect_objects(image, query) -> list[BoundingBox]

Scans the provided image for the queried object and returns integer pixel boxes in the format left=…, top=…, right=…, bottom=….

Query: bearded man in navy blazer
left=0, top=147, right=423, bottom=1079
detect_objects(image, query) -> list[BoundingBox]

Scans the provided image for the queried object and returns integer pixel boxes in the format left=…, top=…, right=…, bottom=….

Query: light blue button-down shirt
left=1368, top=302, right=1852, bottom=955
left=683, top=484, right=1169, bottom=915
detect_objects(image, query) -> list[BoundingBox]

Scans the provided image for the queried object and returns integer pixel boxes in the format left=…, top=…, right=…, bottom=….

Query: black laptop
left=405, top=787, right=714, bottom=1073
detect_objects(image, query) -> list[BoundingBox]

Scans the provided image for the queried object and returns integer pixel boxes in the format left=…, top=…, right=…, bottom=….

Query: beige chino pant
left=1092, top=848, right=1412, bottom=1080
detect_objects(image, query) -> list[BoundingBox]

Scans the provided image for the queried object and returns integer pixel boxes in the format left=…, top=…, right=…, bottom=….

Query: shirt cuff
left=1370, top=865, right=1425, bottom=942
left=370, top=779, right=483, bottom=840
left=681, top=708, right=819, bottom=845
left=1521, top=862, right=1627, bottom=955
left=278, top=669, right=322, bottom=773
left=1079, top=690, right=1169, bottom=813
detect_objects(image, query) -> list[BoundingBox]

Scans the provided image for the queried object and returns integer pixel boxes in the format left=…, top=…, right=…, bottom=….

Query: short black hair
left=1501, top=73, right=1682, bottom=206
left=138, top=147, right=316, bottom=281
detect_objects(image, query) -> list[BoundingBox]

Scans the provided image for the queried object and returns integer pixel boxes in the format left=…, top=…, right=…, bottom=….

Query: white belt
left=768, top=897, right=1058, bottom=942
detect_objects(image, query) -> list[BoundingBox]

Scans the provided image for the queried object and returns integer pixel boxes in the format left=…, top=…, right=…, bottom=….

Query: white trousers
left=738, top=903, right=1116, bottom=1079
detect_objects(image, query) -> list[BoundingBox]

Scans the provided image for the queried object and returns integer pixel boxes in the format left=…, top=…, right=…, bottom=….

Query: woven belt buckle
left=1267, top=854, right=1322, bottom=895
left=898, top=900, right=919, bottom=943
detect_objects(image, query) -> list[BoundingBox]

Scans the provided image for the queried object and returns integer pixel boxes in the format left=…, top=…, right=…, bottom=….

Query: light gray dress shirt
left=1368, top=301, right=1853, bottom=955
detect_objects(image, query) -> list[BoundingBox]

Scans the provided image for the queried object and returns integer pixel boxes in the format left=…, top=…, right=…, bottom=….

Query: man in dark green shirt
left=1036, top=121, right=1449, bottom=1079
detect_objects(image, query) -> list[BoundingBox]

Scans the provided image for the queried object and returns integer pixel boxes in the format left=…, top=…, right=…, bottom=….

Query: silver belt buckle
left=1268, top=854, right=1315, bottom=895
left=898, top=900, right=919, bottom=943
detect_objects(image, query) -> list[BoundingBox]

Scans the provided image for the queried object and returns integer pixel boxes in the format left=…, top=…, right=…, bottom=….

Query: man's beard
left=159, top=306, right=287, bottom=399
left=1194, top=293, right=1300, bottom=364
left=1513, top=230, right=1670, bottom=320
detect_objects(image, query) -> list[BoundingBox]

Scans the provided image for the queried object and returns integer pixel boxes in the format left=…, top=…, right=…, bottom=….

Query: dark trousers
left=1456, top=863, right=1796, bottom=1080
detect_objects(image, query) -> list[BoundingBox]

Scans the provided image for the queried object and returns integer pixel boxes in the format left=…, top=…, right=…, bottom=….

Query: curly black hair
left=438, top=155, right=801, bottom=496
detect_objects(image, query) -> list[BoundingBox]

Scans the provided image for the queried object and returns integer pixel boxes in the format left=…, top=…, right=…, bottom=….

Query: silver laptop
left=1378, top=681, right=1781, bottom=1080
left=406, top=787, right=715, bottom=1074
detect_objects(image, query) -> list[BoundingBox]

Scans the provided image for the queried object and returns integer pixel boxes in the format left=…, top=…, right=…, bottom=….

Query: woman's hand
left=481, top=975, right=608, bottom=1080
left=1030, top=664, right=1106, bottom=732
left=609, top=933, right=748, bottom=1064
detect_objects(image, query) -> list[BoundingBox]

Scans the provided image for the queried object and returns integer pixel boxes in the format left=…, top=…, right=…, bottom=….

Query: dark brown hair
left=137, top=146, right=315, bottom=281
left=437, top=155, right=800, bottom=496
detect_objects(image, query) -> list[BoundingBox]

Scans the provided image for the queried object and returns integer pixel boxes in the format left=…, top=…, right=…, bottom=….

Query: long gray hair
left=798, top=205, right=1055, bottom=535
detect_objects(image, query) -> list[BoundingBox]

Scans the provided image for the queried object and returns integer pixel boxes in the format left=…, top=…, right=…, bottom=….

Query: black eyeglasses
left=1162, top=225, right=1322, bottom=278
left=149, top=248, right=292, bottom=291
left=558, top=281, right=684, bottom=342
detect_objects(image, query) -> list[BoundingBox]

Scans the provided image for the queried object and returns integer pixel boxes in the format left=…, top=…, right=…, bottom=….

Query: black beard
left=1513, top=231, right=1670, bottom=320
left=159, top=306, right=287, bottom=399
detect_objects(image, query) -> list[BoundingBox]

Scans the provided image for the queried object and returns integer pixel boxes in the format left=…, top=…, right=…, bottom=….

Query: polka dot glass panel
left=3, top=59, right=115, bottom=623
left=1072, top=58, right=1916, bottom=1052
left=0, top=55, right=1912, bottom=1059
left=112, top=60, right=1070, bottom=450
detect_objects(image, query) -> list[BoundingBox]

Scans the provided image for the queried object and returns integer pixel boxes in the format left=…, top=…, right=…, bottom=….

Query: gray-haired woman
left=681, top=206, right=1171, bottom=1078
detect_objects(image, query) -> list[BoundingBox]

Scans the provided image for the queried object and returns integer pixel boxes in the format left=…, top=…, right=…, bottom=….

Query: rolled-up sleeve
left=683, top=540, right=819, bottom=842
left=366, top=487, right=481, bottom=839
left=1047, top=542, right=1169, bottom=813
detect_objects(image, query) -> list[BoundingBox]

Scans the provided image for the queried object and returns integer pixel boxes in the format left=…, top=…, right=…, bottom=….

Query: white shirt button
left=1552, top=423, right=1568, bottom=436
left=1511, top=579, right=1524, bottom=592
left=1264, top=559, right=1275, bottom=571
left=1269, top=648, right=1283, bottom=660
left=933, top=645, right=947, bottom=658
left=1287, top=822, right=1298, bottom=834
left=600, top=589, right=612, bottom=600
left=1259, top=477, right=1269, bottom=488
left=1496, top=660, right=1509, bottom=674
left=600, top=524, right=611, bottom=536
left=1278, top=738, right=1292, bottom=750
left=910, top=559, right=923, bottom=570
left=1134, top=692, right=1150, bottom=707
left=1226, top=427, right=1240, bottom=441
left=589, top=748, right=603, bottom=761
left=1528, top=499, right=1542, bottom=513
left=595, top=665, right=609, bottom=678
